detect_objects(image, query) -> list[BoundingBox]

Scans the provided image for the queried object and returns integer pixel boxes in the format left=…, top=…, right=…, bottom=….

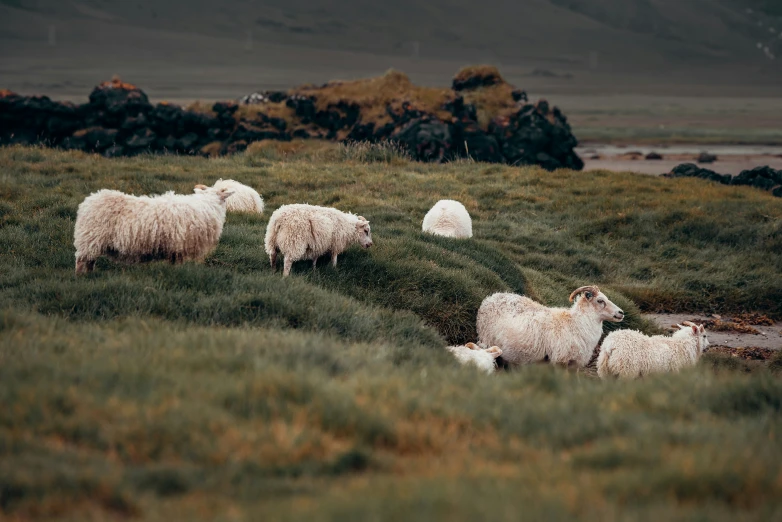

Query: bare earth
left=579, top=144, right=782, bottom=175
left=646, top=314, right=782, bottom=350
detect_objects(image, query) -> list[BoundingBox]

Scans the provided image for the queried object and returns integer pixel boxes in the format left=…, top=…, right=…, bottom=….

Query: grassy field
left=1, top=144, right=781, bottom=520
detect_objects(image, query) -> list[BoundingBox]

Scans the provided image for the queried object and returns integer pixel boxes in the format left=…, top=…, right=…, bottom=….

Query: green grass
left=1, top=145, right=781, bottom=520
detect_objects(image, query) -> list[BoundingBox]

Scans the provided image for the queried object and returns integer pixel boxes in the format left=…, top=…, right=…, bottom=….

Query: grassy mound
left=0, top=145, right=781, bottom=520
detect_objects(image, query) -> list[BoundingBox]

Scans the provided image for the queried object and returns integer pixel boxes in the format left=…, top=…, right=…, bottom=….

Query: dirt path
left=645, top=313, right=782, bottom=350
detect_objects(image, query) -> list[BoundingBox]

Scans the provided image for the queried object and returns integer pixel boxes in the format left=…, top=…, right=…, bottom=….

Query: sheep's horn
left=194, top=184, right=208, bottom=190
left=465, top=342, right=479, bottom=350
left=681, top=321, right=698, bottom=327
left=569, top=285, right=600, bottom=302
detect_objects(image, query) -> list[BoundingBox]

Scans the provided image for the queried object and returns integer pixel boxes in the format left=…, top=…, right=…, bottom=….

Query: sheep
left=476, top=286, right=624, bottom=368
left=73, top=186, right=233, bottom=274
left=422, top=199, right=472, bottom=238
left=446, top=342, right=503, bottom=375
left=194, top=179, right=263, bottom=214
left=596, top=322, right=709, bottom=379
left=264, top=203, right=373, bottom=277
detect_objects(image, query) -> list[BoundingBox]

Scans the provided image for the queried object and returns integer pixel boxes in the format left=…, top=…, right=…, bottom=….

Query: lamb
left=73, top=185, right=233, bottom=274
left=477, top=286, right=624, bottom=368
left=264, top=203, right=373, bottom=277
left=194, top=179, right=263, bottom=214
left=422, top=199, right=473, bottom=238
left=446, top=343, right=503, bottom=375
left=596, top=322, right=709, bottom=379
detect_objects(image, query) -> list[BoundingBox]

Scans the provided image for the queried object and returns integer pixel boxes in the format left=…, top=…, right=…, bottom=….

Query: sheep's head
left=466, top=342, right=503, bottom=361
left=676, top=322, right=710, bottom=352
left=569, top=285, right=624, bottom=322
left=195, top=185, right=234, bottom=203
left=355, top=216, right=373, bottom=248
left=485, top=345, right=503, bottom=359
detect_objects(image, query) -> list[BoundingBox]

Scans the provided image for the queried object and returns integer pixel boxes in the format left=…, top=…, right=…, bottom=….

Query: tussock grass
left=292, top=69, right=456, bottom=128
left=1, top=145, right=781, bottom=520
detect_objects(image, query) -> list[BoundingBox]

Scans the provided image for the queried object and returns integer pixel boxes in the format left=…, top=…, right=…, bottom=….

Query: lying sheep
left=422, top=199, right=472, bottom=238
left=264, top=204, right=373, bottom=277
left=73, top=186, right=233, bottom=274
left=194, top=179, right=263, bottom=214
left=446, top=342, right=503, bottom=375
left=597, top=322, right=709, bottom=379
left=447, top=342, right=503, bottom=374
left=477, top=286, right=624, bottom=368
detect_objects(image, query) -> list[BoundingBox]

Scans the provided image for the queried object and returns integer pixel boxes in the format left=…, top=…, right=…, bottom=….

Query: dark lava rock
left=490, top=101, right=583, bottom=171
left=666, top=163, right=732, bottom=184
left=697, top=151, right=717, bottom=164
left=87, top=78, right=152, bottom=126
left=511, top=90, right=528, bottom=103
left=393, top=117, right=452, bottom=162
left=732, top=166, right=782, bottom=188
left=646, top=151, right=663, bottom=160
left=286, top=95, right=317, bottom=122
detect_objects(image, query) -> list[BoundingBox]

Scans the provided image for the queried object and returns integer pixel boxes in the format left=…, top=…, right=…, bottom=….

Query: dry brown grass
left=291, top=69, right=456, bottom=127
left=235, top=101, right=295, bottom=122
left=452, top=65, right=505, bottom=87
left=185, top=100, right=217, bottom=116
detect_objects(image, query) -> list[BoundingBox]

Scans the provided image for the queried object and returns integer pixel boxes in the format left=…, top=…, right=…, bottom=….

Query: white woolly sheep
left=264, top=203, right=373, bottom=277
left=422, top=199, right=472, bottom=238
left=597, top=322, right=709, bottom=379
left=477, top=286, right=625, bottom=368
left=446, top=342, right=502, bottom=375
left=73, top=186, right=233, bottom=274
left=194, top=179, right=264, bottom=214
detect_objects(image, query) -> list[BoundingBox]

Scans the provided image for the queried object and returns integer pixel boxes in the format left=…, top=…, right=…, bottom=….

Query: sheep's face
left=356, top=217, right=373, bottom=248
left=195, top=185, right=234, bottom=203
left=676, top=323, right=709, bottom=352
left=595, top=292, right=624, bottom=322
left=570, top=286, right=624, bottom=322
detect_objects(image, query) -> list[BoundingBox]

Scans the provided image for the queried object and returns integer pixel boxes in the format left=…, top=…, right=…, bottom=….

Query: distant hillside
left=2, top=0, right=779, bottom=68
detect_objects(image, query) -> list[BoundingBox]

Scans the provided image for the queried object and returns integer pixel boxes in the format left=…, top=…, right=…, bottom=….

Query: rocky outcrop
left=0, top=67, right=583, bottom=170
left=665, top=163, right=781, bottom=197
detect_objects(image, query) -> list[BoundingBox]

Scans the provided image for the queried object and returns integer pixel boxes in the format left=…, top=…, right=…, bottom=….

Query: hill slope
left=0, top=145, right=781, bottom=520
left=2, top=0, right=779, bottom=69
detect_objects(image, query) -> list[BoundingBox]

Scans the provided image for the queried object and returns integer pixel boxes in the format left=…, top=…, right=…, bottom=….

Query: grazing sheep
left=264, top=204, right=373, bottom=277
left=446, top=342, right=503, bottom=375
left=74, top=186, right=233, bottom=274
left=477, top=286, right=625, bottom=368
left=422, top=199, right=473, bottom=238
left=194, top=179, right=263, bottom=214
left=597, top=322, right=709, bottom=379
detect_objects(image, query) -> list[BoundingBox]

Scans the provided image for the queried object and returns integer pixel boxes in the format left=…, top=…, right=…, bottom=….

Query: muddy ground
left=646, top=313, right=782, bottom=351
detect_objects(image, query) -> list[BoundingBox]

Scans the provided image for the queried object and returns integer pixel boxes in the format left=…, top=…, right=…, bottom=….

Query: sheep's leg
left=169, top=252, right=184, bottom=265
left=75, top=256, right=95, bottom=274
left=283, top=256, right=294, bottom=277
left=270, top=250, right=277, bottom=270
left=331, top=252, right=338, bottom=267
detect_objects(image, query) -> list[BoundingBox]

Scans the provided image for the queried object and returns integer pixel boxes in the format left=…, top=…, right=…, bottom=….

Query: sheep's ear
left=691, top=325, right=698, bottom=335
left=465, top=342, right=479, bottom=350
left=699, top=324, right=705, bottom=333
left=218, top=190, right=234, bottom=202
